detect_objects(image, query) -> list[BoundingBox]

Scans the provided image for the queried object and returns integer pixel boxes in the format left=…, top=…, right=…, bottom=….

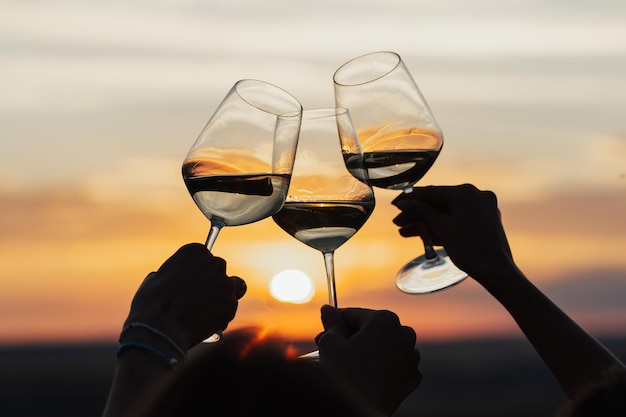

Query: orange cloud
left=0, top=181, right=624, bottom=344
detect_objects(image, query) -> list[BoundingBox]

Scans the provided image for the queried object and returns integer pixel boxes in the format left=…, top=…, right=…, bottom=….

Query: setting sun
left=269, top=269, right=315, bottom=304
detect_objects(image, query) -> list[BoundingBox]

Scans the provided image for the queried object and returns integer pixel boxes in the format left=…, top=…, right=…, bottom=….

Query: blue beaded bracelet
left=116, top=342, right=180, bottom=369
left=119, top=322, right=186, bottom=359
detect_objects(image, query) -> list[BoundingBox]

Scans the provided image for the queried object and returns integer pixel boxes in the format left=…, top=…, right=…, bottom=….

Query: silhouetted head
left=558, top=372, right=626, bottom=417
left=135, top=328, right=372, bottom=417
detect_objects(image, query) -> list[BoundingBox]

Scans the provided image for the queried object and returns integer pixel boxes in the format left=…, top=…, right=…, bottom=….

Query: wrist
left=123, top=310, right=190, bottom=351
left=470, top=255, right=524, bottom=292
left=477, top=263, right=534, bottom=306
left=118, top=322, right=186, bottom=368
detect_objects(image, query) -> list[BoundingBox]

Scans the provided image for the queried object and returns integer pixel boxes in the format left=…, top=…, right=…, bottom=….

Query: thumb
left=321, top=305, right=351, bottom=337
left=394, top=199, right=449, bottom=231
left=316, top=305, right=350, bottom=348
left=317, top=328, right=347, bottom=353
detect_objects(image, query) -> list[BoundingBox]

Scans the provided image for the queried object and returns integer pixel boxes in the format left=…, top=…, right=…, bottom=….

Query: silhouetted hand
left=392, top=183, right=515, bottom=286
left=393, top=184, right=626, bottom=400
left=317, top=305, right=422, bottom=417
left=123, top=243, right=247, bottom=352
left=104, top=243, right=247, bottom=417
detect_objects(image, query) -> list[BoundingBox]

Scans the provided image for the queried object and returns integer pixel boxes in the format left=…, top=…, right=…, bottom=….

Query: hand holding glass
left=182, top=79, right=302, bottom=340
left=272, top=108, right=375, bottom=308
left=334, top=51, right=467, bottom=294
left=272, top=108, right=374, bottom=359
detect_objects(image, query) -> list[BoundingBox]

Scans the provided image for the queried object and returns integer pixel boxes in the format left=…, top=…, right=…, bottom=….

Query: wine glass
left=334, top=51, right=467, bottom=294
left=272, top=108, right=375, bottom=357
left=182, top=79, right=302, bottom=340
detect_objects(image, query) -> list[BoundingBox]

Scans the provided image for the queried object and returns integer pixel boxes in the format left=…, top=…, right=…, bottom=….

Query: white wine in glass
left=183, top=79, right=302, bottom=340
left=272, top=108, right=375, bottom=307
left=334, top=51, right=467, bottom=294
left=272, top=108, right=374, bottom=358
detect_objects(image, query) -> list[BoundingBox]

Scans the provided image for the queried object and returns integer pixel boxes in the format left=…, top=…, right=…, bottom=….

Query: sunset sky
left=1, top=0, right=625, bottom=345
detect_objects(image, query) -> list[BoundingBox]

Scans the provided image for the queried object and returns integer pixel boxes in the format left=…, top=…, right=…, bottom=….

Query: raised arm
left=102, top=243, right=246, bottom=417
left=392, top=184, right=625, bottom=398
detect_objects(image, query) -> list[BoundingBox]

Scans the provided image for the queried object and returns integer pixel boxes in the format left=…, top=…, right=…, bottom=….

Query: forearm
left=102, top=350, right=174, bottom=417
left=479, top=264, right=625, bottom=398
left=102, top=324, right=185, bottom=417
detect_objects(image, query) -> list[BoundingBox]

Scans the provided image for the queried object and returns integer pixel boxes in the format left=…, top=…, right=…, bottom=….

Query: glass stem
left=402, top=185, right=439, bottom=259
left=422, top=236, right=439, bottom=260
left=203, top=220, right=226, bottom=343
left=403, top=185, right=439, bottom=261
left=323, top=251, right=338, bottom=308
left=205, top=221, right=224, bottom=250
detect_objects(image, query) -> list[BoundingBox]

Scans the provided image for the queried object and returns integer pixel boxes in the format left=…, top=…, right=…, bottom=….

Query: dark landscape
left=1, top=336, right=625, bottom=417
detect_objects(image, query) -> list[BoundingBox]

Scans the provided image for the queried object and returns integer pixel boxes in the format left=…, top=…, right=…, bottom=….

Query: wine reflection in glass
left=182, top=79, right=302, bottom=341
left=272, top=108, right=375, bottom=356
left=334, top=51, right=467, bottom=294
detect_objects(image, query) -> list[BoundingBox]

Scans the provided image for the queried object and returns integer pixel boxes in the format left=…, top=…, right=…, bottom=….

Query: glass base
left=202, top=331, right=222, bottom=343
left=395, top=249, right=468, bottom=294
left=298, top=349, right=320, bottom=361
